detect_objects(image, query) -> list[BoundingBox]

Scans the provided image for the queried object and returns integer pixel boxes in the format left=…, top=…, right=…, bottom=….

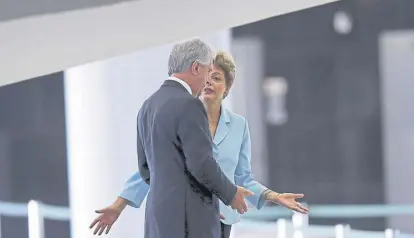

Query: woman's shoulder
left=223, top=107, right=247, bottom=125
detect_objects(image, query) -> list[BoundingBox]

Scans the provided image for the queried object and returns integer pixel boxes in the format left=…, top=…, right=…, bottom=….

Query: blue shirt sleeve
left=119, top=171, right=150, bottom=208
left=234, top=119, right=269, bottom=210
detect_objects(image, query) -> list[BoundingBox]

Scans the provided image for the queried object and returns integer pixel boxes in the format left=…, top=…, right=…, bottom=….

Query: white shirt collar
left=168, top=76, right=192, bottom=95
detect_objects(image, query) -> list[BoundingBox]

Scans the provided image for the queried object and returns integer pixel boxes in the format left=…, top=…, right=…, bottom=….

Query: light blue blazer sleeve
left=119, top=171, right=149, bottom=208
left=234, top=119, right=268, bottom=210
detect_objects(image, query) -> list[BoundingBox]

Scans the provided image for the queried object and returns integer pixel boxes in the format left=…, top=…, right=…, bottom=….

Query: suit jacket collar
left=168, top=77, right=192, bottom=94
left=162, top=79, right=190, bottom=94
left=213, top=106, right=231, bottom=146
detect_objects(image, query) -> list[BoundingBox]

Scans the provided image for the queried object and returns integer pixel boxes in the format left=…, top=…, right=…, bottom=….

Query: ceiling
left=0, top=0, right=338, bottom=87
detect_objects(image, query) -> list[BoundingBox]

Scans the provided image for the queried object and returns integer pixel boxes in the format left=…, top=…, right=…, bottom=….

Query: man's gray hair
left=168, top=38, right=215, bottom=75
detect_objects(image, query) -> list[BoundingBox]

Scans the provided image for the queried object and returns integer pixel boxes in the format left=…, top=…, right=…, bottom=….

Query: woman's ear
left=223, top=90, right=229, bottom=99
left=223, top=82, right=233, bottom=99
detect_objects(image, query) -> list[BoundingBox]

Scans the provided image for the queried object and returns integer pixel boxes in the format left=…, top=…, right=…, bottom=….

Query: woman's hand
left=89, top=197, right=127, bottom=235
left=267, top=192, right=309, bottom=214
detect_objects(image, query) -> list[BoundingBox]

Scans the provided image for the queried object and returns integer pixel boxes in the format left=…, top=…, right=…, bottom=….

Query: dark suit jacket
left=137, top=80, right=237, bottom=238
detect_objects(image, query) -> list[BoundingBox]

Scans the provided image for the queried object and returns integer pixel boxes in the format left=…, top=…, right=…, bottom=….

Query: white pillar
left=379, top=30, right=414, bottom=233
left=231, top=37, right=268, bottom=184
left=64, top=30, right=231, bottom=238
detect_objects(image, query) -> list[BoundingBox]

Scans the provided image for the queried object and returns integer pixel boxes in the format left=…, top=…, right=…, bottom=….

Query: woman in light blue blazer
left=90, top=51, right=308, bottom=238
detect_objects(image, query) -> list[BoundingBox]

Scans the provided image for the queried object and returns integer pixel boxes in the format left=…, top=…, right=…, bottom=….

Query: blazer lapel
left=213, top=107, right=231, bottom=146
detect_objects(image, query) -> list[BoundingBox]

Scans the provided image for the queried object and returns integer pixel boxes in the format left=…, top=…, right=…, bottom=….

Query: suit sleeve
left=119, top=171, right=150, bottom=208
left=234, top=119, right=268, bottom=209
left=177, top=98, right=237, bottom=206
left=137, top=112, right=150, bottom=184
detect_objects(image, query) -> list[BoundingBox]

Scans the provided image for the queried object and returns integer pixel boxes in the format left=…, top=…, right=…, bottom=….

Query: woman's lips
left=204, top=88, right=214, bottom=94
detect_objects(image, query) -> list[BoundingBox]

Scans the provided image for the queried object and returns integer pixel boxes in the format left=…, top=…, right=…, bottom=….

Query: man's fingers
left=232, top=202, right=247, bottom=214
left=237, top=200, right=248, bottom=214
left=220, top=214, right=225, bottom=219
left=242, top=201, right=248, bottom=213
left=243, top=188, right=254, bottom=197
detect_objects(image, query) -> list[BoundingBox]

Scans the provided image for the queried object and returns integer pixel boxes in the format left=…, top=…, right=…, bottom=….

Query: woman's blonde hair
left=214, top=51, right=236, bottom=95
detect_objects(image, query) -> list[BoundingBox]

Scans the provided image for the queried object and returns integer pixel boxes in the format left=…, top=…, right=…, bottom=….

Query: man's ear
left=191, top=61, right=200, bottom=75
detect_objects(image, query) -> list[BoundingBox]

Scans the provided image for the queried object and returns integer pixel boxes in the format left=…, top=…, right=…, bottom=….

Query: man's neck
left=170, top=73, right=196, bottom=96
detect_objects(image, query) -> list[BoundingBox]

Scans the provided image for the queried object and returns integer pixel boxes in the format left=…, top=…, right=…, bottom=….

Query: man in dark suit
left=137, top=38, right=253, bottom=238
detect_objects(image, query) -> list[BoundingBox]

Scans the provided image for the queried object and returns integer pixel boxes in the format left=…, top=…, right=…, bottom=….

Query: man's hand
left=89, top=198, right=127, bottom=235
left=268, top=192, right=309, bottom=214
left=230, top=186, right=254, bottom=214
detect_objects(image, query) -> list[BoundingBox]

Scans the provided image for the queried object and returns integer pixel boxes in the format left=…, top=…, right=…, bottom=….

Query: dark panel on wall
left=1, top=217, right=28, bottom=238
left=234, top=0, right=414, bottom=231
left=0, top=72, right=69, bottom=237
left=45, top=220, right=71, bottom=238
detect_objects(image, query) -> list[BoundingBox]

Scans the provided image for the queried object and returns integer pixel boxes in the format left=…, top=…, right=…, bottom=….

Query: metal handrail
left=1, top=201, right=414, bottom=238
left=0, top=200, right=70, bottom=238
left=0, top=201, right=70, bottom=219
left=242, top=204, right=414, bottom=220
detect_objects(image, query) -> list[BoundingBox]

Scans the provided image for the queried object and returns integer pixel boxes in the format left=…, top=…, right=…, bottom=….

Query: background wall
left=233, top=0, right=414, bottom=230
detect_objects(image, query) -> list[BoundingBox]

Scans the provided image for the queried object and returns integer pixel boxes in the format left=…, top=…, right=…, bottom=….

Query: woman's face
left=200, top=64, right=228, bottom=103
